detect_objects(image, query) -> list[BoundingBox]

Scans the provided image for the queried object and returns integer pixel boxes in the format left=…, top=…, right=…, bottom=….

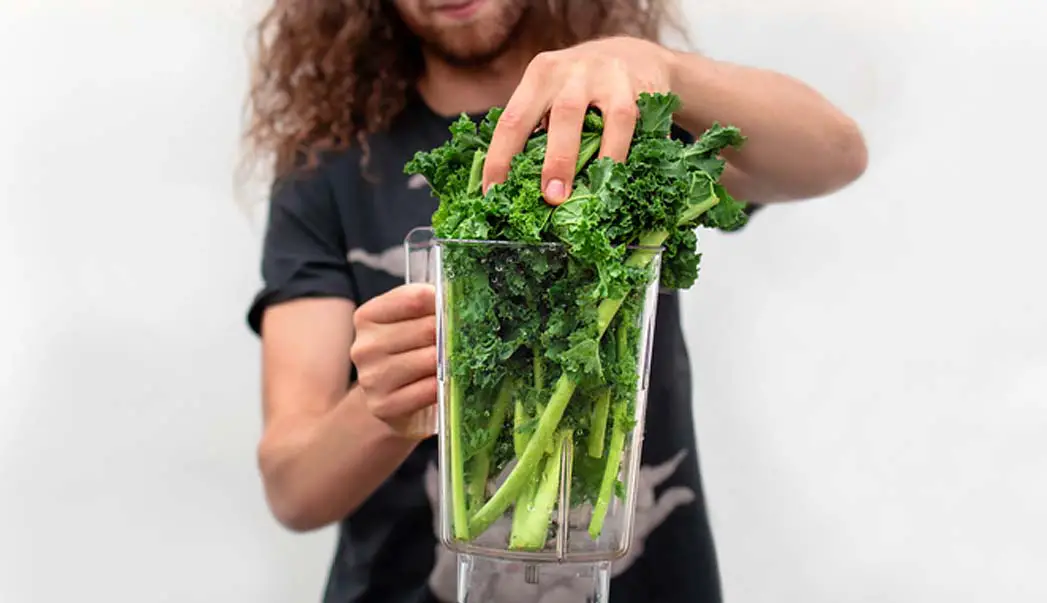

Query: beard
left=415, top=0, right=531, bottom=68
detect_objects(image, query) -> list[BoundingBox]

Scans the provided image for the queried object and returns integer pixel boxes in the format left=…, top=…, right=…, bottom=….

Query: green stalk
left=446, top=280, right=470, bottom=540
left=588, top=318, right=633, bottom=539
left=509, top=461, right=542, bottom=544
left=513, top=354, right=544, bottom=456
left=466, top=377, right=513, bottom=508
left=575, top=133, right=602, bottom=175
left=512, top=400, right=529, bottom=457
left=588, top=420, right=626, bottom=540
left=510, top=429, right=571, bottom=550
left=588, top=388, right=611, bottom=458
left=467, top=149, right=485, bottom=195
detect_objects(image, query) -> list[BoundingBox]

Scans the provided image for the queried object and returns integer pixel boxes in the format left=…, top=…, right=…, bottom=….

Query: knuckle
left=405, top=379, right=439, bottom=413
left=606, top=101, right=637, bottom=122
left=356, top=367, right=377, bottom=392
left=349, top=333, right=374, bottom=364
left=496, top=109, right=526, bottom=132
left=543, top=152, right=576, bottom=173
left=406, top=285, right=434, bottom=316
left=424, top=315, right=437, bottom=344
left=352, top=304, right=371, bottom=329
left=530, top=51, right=556, bottom=70
left=551, top=95, right=586, bottom=115
left=365, top=395, right=391, bottom=421
left=423, top=345, right=438, bottom=371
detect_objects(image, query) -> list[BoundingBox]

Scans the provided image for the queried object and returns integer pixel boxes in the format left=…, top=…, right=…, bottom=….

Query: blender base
left=455, top=553, right=611, bottom=603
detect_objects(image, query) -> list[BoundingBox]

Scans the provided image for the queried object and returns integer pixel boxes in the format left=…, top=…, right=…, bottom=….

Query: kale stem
left=588, top=388, right=611, bottom=458
left=574, top=133, right=602, bottom=176
left=445, top=279, right=470, bottom=540
left=467, top=149, right=485, bottom=195
left=509, top=460, right=541, bottom=543
left=513, top=399, right=529, bottom=457
left=588, top=315, right=633, bottom=538
left=588, top=419, right=626, bottom=539
left=594, top=229, right=667, bottom=335
left=466, top=377, right=513, bottom=508
left=510, top=428, right=571, bottom=550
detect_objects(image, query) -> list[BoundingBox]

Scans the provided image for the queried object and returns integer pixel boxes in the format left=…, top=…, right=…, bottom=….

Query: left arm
left=667, top=51, right=867, bottom=203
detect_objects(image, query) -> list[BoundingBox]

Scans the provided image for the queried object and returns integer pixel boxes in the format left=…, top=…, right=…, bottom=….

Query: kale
left=405, top=92, right=748, bottom=550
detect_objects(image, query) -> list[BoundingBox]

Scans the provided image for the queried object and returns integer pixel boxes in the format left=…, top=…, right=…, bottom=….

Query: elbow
left=267, top=491, right=329, bottom=534
left=743, top=117, right=869, bottom=203
left=257, top=435, right=335, bottom=533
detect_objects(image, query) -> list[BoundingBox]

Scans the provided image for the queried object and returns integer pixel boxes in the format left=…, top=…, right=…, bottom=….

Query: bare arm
left=481, top=36, right=867, bottom=207
left=257, top=297, right=419, bottom=532
left=668, top=52, right=868, bottom=203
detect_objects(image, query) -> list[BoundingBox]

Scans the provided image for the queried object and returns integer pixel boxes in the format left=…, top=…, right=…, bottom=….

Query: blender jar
left=427, top=230, right=663, bottom=601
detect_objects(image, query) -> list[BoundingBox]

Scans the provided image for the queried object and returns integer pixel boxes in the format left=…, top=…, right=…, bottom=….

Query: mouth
left=431, top=0, right=486, bottom=20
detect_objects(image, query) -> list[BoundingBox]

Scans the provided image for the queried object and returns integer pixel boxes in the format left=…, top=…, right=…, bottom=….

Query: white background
left=1, top=1, right=1044, bottom=602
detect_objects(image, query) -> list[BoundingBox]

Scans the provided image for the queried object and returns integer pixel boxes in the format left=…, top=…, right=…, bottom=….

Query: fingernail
left=545, top=179, right=565, bottom=203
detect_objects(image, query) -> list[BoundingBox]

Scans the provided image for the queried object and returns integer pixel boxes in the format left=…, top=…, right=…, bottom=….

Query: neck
left=417, top=48, right=533, bottom=117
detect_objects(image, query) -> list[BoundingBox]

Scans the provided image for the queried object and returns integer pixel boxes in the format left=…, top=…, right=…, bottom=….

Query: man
left=243, top=1, right=867, bottom=602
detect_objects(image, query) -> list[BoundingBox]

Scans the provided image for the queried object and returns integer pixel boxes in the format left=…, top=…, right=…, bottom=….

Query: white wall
left=0, top=1, right=1043, bottom=602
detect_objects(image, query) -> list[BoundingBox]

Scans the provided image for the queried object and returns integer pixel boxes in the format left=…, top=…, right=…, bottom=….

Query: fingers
left=356, top=345, right=437, bottom=397
left=482, top=55, right=553, bottom=192
left=354, top=284, right=434, bottom=325
left=540, top=63, right=589, bottom=205
left=594, top=64, right=638, bottom=163
left=351, top=283, right=439, bottom=427
left=367, top=376, right=439, bottom=424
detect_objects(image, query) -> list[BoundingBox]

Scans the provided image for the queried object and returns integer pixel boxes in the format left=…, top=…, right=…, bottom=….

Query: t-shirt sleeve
left=246, top=168, right=358, bottom=336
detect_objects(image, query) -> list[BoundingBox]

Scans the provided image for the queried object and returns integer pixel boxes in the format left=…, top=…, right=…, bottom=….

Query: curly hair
left=243, top=0, right=684, bottom=179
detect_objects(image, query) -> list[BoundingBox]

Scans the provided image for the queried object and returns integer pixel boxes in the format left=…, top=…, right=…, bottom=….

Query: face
left=394, top=0, right=530, bottom=67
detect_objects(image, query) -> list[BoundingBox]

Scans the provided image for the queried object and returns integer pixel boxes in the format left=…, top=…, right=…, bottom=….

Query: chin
left=402, top=0, right=528, bottom=67
left=426, top=23, right=518, bottom=67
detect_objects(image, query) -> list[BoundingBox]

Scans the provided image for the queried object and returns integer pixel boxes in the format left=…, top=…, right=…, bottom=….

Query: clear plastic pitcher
left=407, top=226, right=663, bottom=601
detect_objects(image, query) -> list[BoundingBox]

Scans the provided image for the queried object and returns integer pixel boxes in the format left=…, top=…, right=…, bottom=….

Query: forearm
left=668, top=51, right=867, bottom=202
left=257, top=383, right=420, bottom=531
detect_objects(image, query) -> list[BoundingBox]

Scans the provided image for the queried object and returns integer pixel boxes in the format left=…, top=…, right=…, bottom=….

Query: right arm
left=258, top=294, right=431, bottom=532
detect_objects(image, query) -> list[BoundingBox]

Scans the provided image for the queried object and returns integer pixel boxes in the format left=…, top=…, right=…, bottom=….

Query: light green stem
left=510, top=429, right=571, bottom=550
left=466, top=378, right=513, bottom=508
left=588, top=389, right=611, bottom=458
left=588, top=420, right=626, bottom=540
left=446, top=280, right=469, bottom=540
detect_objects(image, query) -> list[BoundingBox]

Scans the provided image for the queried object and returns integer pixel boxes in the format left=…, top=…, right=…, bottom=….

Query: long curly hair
left=243, top=0, right=684, bottom=180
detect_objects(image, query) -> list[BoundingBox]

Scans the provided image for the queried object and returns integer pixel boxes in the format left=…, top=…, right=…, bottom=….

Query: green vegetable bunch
left=405, top=92, right=749, bottom=551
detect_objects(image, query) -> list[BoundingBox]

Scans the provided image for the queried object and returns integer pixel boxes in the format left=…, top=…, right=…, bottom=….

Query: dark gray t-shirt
left=247, top=94, right=749, bottom=603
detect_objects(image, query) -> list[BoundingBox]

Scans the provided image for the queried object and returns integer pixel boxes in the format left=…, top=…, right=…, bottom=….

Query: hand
left=482, top=36, right=676, bottom=204
left=350, top=284, right=438, bottom=435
